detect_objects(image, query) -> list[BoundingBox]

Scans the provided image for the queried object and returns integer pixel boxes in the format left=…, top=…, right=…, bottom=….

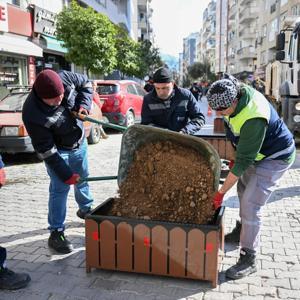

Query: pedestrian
left=189, top=82, right=203, bottom=101
left=22, top=69, right=94, bottom=254
left=92, top=81, right=108, bottom=139
left=207, top=74, right=295, bottom=279
left=141, top=67, right=205, bottom=135
left=0, top=154, right=31, bottom=290
left=144, top=75, right=154, bottom=93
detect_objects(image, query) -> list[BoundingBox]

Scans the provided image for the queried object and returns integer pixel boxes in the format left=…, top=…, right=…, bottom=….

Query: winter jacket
left=22, top=70, right=93, bottom=181
left=141, top=85, right=205, bottom=135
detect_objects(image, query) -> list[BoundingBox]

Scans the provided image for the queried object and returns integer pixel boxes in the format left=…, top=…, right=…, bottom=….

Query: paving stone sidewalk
left=0, top=133, right=299, bottom=300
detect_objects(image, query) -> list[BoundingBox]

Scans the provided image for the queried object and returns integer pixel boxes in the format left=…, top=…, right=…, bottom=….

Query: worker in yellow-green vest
left=207, top=74, right=296, bottom=280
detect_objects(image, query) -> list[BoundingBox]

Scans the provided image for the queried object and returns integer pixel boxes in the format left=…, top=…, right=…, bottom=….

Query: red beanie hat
left=33, top=69, right=64, bottom=99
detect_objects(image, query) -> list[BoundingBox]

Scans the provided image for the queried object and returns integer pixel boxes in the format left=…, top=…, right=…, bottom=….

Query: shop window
left=0, top=54, right=27, bottom=98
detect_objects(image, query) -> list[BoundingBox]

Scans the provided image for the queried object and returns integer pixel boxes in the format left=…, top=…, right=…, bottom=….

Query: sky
left=151, top=0, right=210, bottom=58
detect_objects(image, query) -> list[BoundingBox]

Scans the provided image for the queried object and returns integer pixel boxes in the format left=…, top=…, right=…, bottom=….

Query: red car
left=0, top=87, right=103, bottom=154
left=94, top=80, right=146, bottom=127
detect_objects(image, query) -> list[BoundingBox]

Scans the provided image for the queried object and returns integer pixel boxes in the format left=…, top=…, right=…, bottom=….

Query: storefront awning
left=41, top=35, right=68, bottom=54
left=0, top=35, right=43, bottom=57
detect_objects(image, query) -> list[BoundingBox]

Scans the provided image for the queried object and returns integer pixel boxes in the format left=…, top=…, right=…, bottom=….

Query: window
left=127, top=84, right=137, bottom=95
left=268, top=18, right=279, bottom=42
left=291, top=4, right=300, bottom=16
left=134, top=84, right=146, bottom=97
left=262, top=24, right=267, bottom=37
left=97, top=84, right=119, bottom=95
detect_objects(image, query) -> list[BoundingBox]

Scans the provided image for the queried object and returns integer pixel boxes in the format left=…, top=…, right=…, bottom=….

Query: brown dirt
left=108, top=140, right=216, bottom=224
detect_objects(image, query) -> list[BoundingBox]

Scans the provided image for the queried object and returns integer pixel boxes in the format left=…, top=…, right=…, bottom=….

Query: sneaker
left=76, top=208, right=92, bottom=220
left=48, top=230, right=73, bottom=254
left=0, top=268, right=31, bottom=290
left=225, top=220, right=241, bottom=243
left=225, top=248, right=257, bottom=279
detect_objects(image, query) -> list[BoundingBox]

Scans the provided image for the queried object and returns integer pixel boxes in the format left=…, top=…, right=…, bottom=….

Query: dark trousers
left=0, top=246, right=6, bottom=268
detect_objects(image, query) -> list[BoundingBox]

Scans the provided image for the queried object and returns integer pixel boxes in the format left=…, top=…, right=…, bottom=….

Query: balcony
left=239, top=6, right=258, bottom=24
left=237, top=46, right=256, bottom=60
left=239, top=28, right=256, bottom=39
left=239, top=0, right=252, bottom=6
left=228, top=4, right=237, bottom=20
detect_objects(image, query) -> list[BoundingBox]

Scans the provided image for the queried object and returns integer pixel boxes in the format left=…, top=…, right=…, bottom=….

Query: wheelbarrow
left=83, top=124, right=225, bottom=287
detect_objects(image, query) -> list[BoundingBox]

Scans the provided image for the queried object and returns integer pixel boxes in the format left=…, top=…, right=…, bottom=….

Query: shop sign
left=34, top=6, right=57, bottom=37
left=28, top=56, right=36, bottom=85
left=0, top=0, right=8, bottom=33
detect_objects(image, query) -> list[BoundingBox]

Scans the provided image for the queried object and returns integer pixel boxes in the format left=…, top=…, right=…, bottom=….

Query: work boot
left=76, top=207, right=92, bottom=220
left=225, top=220, right=241, bottom=243
left=48, top=230, right=73, bottom=254
left=225, top=248, right=257, bottom=279
left=0, top=267, right=31, bottom=290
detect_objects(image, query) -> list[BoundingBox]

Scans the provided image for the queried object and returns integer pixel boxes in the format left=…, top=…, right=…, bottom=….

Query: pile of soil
left=108, top=140, right=216, bottom=224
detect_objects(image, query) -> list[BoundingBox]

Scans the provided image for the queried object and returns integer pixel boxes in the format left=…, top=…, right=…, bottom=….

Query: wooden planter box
left=85, top=199, right=225, bottom=287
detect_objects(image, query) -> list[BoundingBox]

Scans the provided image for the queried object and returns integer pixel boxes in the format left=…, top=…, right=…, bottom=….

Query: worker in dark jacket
left=22, top=70, right=94, bottom=254
left=141, top=67, right=205, bottom=135
left=207, top=75, right=295, bottom=280
left=0, top=154, right=31, bottom=290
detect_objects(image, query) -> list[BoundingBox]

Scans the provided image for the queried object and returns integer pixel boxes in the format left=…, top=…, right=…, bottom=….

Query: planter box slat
left=169, top=228, right=186, bottom=277
left=100, top=220, right=115, bottom=269
left=151, top=226, right=168, bottom=275
left=117, top=222, right=132, bottom=271
left=85, top=219, right=100, bottom=272
left=187, top=229, right=205, bottom=279
left=205, top=231, right=219, bottom=283
left=134, top=225, right=150, bottom=273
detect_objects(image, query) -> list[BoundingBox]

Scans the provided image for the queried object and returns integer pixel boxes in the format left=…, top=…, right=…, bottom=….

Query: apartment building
left=201, top=0, right=216, bottom=73
left=226, top=0, right=259, bottom=77
left=256, top=0, right=300, bottom=77
left=136, top=0, right=153, bottom=43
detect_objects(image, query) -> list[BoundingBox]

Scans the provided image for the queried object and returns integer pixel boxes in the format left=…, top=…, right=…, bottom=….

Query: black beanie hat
left=33, top=69, right=64, bottom=99
left=153, top=67, right=173, bottom=83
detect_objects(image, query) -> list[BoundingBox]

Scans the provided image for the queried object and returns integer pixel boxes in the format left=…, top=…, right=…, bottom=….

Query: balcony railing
left=237, top=46, right=256, bottom=60
left=228, top=4, right=237, bottom=20
left=239, top=6, right=258, bottom=24
left=239, top=28, right=256, bottom=39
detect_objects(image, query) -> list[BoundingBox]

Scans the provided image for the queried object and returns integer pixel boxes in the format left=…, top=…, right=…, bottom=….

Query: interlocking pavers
left=0, top=133, right=299, bottom=299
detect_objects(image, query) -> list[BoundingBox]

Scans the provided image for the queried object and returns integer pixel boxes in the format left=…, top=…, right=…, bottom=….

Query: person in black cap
left=141, top=67, right=205, bottom=134
left=22, top=69, right=94, bottom=254
left=0, top=154, right=31, bottom=290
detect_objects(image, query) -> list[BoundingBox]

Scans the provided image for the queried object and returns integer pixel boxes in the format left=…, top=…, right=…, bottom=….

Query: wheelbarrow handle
left=76, top=112, right=127, bottom=132
left=79, top=176, right=118, bottom=182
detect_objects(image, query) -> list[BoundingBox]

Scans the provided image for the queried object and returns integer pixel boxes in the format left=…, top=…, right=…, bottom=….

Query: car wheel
left=87, top=124, right=101, bottom=144
left=125, top=111, right=135, bottom=127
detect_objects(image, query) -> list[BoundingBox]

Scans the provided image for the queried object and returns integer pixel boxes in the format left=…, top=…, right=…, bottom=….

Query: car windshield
left=97, top=84, right=119, bottom=95
left=0, top=92, right=28, bottom=112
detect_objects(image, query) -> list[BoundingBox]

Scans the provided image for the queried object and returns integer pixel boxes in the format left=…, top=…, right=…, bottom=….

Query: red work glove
left=0, top=168, right=6, bottom=188
left=228, top=160, right=234, bottom=169
left=212, top=191, right=225, bottom=210
left=64, top=173, right=80, bottom=185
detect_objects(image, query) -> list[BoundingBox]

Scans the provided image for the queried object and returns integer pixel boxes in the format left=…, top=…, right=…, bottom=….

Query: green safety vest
left=224, top=90, right=271, bottom=161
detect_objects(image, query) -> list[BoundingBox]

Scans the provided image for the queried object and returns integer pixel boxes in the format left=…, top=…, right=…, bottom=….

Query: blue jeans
left=45, top=139, right=93, bottom=231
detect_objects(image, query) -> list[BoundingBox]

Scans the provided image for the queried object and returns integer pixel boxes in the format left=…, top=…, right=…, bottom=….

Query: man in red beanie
left=22, top=69, right=94, bottom=254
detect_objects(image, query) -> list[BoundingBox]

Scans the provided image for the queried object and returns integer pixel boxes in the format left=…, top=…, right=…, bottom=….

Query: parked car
left=94, top=80, right=146, bottom=127
left=0, top=87, right=103, bottom=154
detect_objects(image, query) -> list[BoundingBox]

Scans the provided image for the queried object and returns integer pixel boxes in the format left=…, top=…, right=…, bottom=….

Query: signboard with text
left=34, top=5, right=57, bottom=37
left=0, top=0, right=8, bottom=33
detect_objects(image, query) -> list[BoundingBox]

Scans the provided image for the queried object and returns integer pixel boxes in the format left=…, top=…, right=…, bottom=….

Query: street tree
left=56, top=0, right=117, bottom=74
left=137, top=40, right=163, bottom=78
left=115, top=26, right=140, bottom=77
